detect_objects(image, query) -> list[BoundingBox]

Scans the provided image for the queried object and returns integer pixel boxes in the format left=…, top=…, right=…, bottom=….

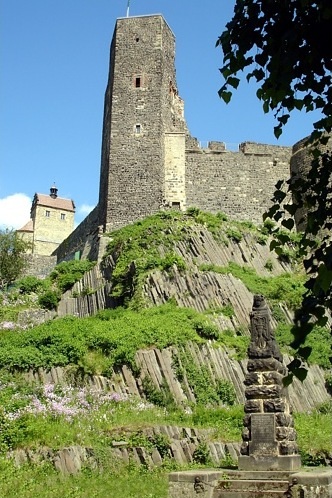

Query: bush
left=16, top=276, right=45, bottom=294
left=192, top=441, right=212, bottom=465
left=38, top=290, right=60, bottom=310
left=50, top=260, right=96, bottom=292
left=216, top=379, right=236, bottom=406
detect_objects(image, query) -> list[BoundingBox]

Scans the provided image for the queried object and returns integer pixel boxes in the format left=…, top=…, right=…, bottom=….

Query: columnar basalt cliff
left=54, top=14, right=291, bottom=261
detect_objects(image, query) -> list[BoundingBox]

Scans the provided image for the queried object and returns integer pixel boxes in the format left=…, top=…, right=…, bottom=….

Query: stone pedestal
left=168, top=468, right=332, bottom=498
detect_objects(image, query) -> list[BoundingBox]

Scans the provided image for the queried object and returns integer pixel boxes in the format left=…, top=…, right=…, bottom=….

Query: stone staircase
left=213, top=478, right=290, bottom=497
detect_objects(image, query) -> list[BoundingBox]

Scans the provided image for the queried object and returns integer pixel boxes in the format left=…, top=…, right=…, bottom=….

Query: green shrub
left=142, top=377, right=176, bottom=411
left=216, top=379, right=236, bottom=406
left=37, top=290, right=60, bottom=310
left=0, top=304, right=218, bottom=372
left=226, top=227, right=242, bottom=243
left=264, top=259, right=274, bottom=272
left=192, top=441, right=212, bottom=465
left=15, top=276, right=45, bottom=294
left=50, top=260, right=96, bottom=292
left=325, top=374, right=332, bottom=395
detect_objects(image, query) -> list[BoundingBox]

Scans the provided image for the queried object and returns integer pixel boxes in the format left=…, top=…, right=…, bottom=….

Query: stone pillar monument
left=238, top=294, right=301, bottom=471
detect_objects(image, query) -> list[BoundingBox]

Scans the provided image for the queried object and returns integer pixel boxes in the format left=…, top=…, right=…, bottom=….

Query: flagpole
left=126, top=0, right=130, bottom=17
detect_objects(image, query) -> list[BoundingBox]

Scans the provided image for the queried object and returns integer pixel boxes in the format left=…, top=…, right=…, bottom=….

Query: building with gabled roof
left=17, top=185, right=75, bottom=256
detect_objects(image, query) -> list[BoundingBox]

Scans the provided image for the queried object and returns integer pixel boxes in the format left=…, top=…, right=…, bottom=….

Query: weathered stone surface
left=243, top=372, right=260, bottom=386
left=248, top=414, right=277, bottom=456
left=245, top=385, right=282, bottom=399
left=276, top=427, right=296, bottom=441
left=244, top=400, right=261, bottom=413
left=239, top=296, right=301, bottom=472
left=263, top=400, right=286, bottom=413
left=247, top=358, right=285, bottom=373
left=169, top=469, right=332, bottom=498
left=276, top=413, right=294, bottom=427
left=262, top=371, right=284, bottom=386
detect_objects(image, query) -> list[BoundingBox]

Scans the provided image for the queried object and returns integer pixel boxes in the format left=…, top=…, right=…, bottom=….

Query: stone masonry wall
left=186, top=141, right=291, bottom=223
left=53, top=206, right=100, bottom=262
left=290, top=134, right=332, bottom=230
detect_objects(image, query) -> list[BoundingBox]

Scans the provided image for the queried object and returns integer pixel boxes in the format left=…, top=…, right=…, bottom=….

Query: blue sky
left=1, top=0, right=320, bottom=229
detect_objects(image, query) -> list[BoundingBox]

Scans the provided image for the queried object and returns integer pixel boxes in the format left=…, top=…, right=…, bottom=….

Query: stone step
left=212, top=492, right=289, bottom=498
left=215, top=479, right=289, bottom=492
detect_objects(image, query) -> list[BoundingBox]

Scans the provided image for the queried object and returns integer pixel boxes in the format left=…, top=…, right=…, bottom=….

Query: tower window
left=60, top=213, right=66, bottom=220
left=135, top=124, right=141, bottom=134
left=45, top=210, right=50, bottom=217
left=135, top=77, right=141, bottom=88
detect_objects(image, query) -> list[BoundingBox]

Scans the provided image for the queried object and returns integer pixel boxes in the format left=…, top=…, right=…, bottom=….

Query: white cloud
left=0, top=193, right=31, bottom=230
left=78, top=204, right=94, bottom=216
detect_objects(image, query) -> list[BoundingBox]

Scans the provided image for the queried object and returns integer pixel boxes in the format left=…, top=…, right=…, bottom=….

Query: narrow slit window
left=135, top=77, right=141, bottom=88
left=135, top=124, right=141, bottom=134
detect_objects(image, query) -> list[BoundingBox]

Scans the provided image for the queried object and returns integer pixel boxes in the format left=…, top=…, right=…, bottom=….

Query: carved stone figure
left=248, top=294, right=282, bottom=362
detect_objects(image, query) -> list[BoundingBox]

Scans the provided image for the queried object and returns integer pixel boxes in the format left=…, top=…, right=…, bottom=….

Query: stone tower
left=98, top=15, right=187, bottom=232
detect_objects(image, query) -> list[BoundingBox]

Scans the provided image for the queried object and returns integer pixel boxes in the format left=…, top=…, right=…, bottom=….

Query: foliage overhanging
left=217, top=0, right=332, bottom=381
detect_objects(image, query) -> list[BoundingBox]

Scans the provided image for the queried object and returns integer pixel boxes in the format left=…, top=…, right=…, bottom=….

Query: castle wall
left=53, top=206, right=100, bottom=262
left=290, top=134, right=332, bottom=231
left=185, top=141, right=291, bottom=223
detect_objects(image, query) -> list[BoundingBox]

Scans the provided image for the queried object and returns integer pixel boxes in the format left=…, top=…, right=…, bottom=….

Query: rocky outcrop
left=10, top=426, right=241, bottom=474
left=24, top=343, right=330, bottom=414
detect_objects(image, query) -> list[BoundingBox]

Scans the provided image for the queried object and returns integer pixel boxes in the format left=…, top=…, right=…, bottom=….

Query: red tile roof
left=33, top=194, right=75, bottom=212
left=17, top=219, right=34, bottom=232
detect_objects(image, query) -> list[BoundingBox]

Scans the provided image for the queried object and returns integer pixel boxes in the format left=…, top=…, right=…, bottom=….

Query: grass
left=0, top=459, right=169, bottom=498
left=199, top=262, right=306, bottom=311
left=295, top=407, right=332, bottom=465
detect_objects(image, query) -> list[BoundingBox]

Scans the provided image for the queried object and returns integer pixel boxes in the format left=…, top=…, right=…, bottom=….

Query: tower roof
left=17, top=219, right=34, bottom=233
left=32, top=193, right=75, bottom=212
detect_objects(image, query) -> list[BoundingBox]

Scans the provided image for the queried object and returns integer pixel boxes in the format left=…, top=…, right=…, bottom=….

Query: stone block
left=244, top=400, right=261, bottom=413
left=245, top=385, right=282, bottom=399
left=247, top=358, right=285, bottom=373
left=263, top=399, right=286, bottom=412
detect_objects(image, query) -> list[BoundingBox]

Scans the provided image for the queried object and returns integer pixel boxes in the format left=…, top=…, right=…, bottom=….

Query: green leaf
left=282, top=373, right=293, bottom=387
left=293, top=367, right=308, bottom=382
left=274, top=126, right=282, bottom=139
left=227, top=76, right=240, bottom=89
left=263, top=101, right=269, bottom=113
left=297, top=346, right=312, bottom=360
left=314, top=265, right=332, bottom=294
left=219, top=91, right=232, bottom=104
left=281, top=218, right=294, bottom=230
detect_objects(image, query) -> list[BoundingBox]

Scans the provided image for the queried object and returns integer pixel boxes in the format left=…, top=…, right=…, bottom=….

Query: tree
left=217, top=0, right=332, bottom=381
left=0, top=229, right=31, bottom=289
